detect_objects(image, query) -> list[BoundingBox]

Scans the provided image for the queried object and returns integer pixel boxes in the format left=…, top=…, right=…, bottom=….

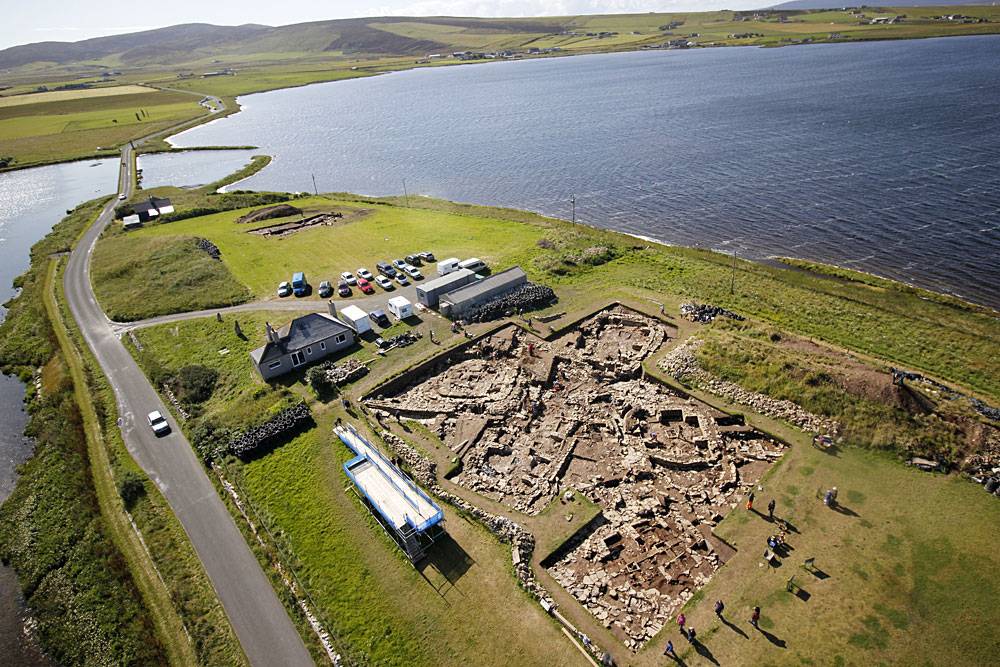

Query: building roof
left=419, top=268, right=475, bottom=293
left=339, top=305, right=368, bottom=321
left=250, top=313, right=353, bottom=364
left=441, top=266, right=527, bottom=307
left=133, top=196, right=173, bottom=215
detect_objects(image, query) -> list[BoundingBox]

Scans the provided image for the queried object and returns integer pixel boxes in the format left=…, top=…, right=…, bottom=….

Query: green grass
left=91, top=232, right=252, bottom=321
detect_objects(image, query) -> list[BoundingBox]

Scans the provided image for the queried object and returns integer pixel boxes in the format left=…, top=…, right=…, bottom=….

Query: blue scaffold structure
left=335, top=424, right=445, bottom=562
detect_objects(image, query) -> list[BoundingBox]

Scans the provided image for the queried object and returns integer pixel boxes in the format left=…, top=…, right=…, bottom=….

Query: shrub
left=116, top=469, right=147, bottom=509
left=177, top=365, right=219, bottom=403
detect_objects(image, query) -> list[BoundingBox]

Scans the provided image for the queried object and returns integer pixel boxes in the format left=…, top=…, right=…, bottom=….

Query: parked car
left=403, top=265, right=423, bottom=279
left=357, top=267, right=373, bottom=281
left=340, top=271, right=357, bottom=285
left=318, top=280, right=333, bottom=298
left=395, top=273, right=410, bottom=286
left=292, top=271, right=308, bottom=296
left=277, top=281, right=292, bottom=297
left=375, top=275, right=394, bottom=290
left=337, top=279, right=351, bottom=297
left=369, top=309, right=390, bottom=327
left=147, top=410, right=170, bottom=436
left=357, top=277, right=375, bottom=294
left=418, top=251, right=435, bottom=262
left=376, top=261, right=397, bottom=278
left=405, top=253, right=421, bottom=265
left=391, top=258, right=407, bottom=270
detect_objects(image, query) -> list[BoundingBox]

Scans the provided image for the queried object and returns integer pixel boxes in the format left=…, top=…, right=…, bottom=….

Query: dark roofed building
left=133, top=196, right=174, bottom=222
left=250, top=312, right=355, bottom=380
left=439, top=266, right=528, bottom=318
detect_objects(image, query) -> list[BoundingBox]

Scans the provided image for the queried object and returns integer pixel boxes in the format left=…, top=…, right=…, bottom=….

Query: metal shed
left=438, top=266, right=527, bottom=318
left=415, top=268, right=475, bottom=308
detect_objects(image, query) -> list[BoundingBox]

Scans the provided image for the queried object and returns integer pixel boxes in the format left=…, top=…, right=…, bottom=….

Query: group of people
left=664, top=604, right=763, bottom=657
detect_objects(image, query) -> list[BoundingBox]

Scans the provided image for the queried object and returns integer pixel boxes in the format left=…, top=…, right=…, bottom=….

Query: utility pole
left=403, top=178, right=409, bottom=207
left=571, top=195, right=576, bottom=223
left=311, top=174, right=318, bottom=196
left=731, top=251, right=736, bottom=294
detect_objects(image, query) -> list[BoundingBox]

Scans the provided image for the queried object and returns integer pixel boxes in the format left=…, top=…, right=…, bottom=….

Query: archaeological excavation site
left=366, top=305, right=787, bottom=650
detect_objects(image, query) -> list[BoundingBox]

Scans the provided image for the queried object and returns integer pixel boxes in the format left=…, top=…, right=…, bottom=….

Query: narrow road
left=64, top=113, right=315, bottom=666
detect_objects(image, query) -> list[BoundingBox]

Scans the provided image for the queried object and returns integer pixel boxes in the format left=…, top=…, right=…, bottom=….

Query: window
left=306, top=346, right=313, bottom=356
left=291, top=351, right=305, bottom=367
left=334, top=334, right=346, bottom=344
left=268, top=360, right=281, bottom=369
left=320, top=341, right=326, bottom=351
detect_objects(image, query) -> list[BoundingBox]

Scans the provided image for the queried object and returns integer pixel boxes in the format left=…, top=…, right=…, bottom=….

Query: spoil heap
left=366, top=305, right=785, bottom=649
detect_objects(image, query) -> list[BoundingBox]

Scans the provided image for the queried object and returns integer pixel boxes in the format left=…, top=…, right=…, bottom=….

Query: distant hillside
left=767, top=0, right=989, bottom=9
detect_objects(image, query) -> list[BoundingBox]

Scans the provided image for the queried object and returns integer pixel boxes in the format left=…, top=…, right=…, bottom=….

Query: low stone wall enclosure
left=365, top=305, right=787, bottom=650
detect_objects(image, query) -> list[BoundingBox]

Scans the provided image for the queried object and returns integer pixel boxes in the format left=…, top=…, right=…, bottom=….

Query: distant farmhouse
left=125, top=196, right=174, bottom=227
left=250, top=312, right=355, bottom=380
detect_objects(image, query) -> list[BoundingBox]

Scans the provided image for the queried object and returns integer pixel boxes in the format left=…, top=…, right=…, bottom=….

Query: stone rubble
left=365, top=305, right=787, bottom=649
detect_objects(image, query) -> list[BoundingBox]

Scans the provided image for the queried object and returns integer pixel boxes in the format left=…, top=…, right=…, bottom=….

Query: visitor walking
left=747, top=491, right=755, bottom=511
left=750, top=606, right=760, bottom=630
left=825, top=489, right=833, bottom=507
left=715, top=599, right=725, bottom=618
left=768, top=498, right=776, bottom=519
left=663, top=640, right=674, bottom=656
left=686, top=627, right=696, bottom=643
left=677, top=613, right=686, bottom=634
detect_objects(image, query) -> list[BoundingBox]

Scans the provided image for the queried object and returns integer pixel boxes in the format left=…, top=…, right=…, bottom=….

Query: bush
left=307, top=365, right=336, bottom=397
left=116, top=470, right=147, bottom=509
left=178, top=365, right=219, bottom=403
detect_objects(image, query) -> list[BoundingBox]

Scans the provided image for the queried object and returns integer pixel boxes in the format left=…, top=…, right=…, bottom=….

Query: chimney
left=265, top=322, right=278, bottom=344
left=327, top=299, right=337, bottom=319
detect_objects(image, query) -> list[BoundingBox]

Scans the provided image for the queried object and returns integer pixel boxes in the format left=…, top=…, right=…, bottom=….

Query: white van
left=437, top=257, right=461, bottom=276
left=458, top=258, right=487, bottom=273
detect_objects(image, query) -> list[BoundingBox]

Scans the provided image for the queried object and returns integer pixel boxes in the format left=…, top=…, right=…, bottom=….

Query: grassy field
left=0, top=88, right=208, bottom=168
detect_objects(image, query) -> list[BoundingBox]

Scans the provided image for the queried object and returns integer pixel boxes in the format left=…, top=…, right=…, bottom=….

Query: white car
left=340, top=271, right=357, bottom=285
left=277, top=281, right=292, bottom=297
left=118, top=193, right=127, bottom=200
left=374, top=275, right=394, bottom=290
left=403, top=265, right=423, bottom=279
left=395, top=273, right=410, bottom=286
left=147, top=411, right=170, bottom=436
left=357, top=267, right=373, bottom=281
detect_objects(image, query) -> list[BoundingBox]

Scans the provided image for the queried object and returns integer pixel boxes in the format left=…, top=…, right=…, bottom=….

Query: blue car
left=292, top=271, right=307, bottom=296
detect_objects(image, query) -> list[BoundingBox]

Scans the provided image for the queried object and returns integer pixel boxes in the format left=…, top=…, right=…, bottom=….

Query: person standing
left=750, top=606, right=760, bottom=630
left=677, top=613, right=686, bottom=634
left=686, top=627, right=696, bottom=643
left=663, top=640, right=674, bottom=656
left=768, top=498, right=776, bottom=519
left=715, top=599, right=725, bottom=618
left=747, top=491, right=755, bottom=511
left=825, top=489, right=833, bottom=507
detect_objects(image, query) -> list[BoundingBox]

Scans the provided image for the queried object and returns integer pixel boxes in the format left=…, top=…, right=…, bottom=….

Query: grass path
left=44, top=258, right=198, bottom=667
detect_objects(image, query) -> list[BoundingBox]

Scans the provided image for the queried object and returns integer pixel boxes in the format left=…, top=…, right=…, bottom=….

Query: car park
left=391, top=258, right=407, bottom=270
left=340, top=271, right=357, bottom=285
left=403, top=265, right=423, bottom=279
left=375, top=275, right=394, bottom=290
left=395, top=273, right=410, bottom=286
left=318, top=280, right=333, bottom=298
left=337, top=279, right=351, bottom=296
left=369, top=309, right=390, bottom=327
left=405, top=254, right=421, bottom=265
left=357, top=267, right=373, bottom=281
left=357, top=277, right=375, bottom=294
left=147, top=410, right=170, bottom=436
left=418, top=251, right=435, bottom=262
left=376, top=262, right=397, bottom=278
left=277, top=281, right=292, bottom=297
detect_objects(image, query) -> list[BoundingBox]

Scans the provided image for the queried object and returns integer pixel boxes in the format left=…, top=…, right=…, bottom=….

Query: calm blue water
left=0, top=158, right=113, bottom=666
left=160, top=36, right=1000, bottom=309
left=137, top=149, right=256, bottom=190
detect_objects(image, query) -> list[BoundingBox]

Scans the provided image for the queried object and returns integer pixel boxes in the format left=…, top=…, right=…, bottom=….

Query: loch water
left=160, top=35, right=1000, bottom=309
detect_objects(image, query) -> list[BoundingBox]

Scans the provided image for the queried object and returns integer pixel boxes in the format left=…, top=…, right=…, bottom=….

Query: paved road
left=64, top=124, right=315, bottom=665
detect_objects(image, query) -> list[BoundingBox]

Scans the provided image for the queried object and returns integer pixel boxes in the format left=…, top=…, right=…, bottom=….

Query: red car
left=357, top=277, right=375, bottom=294
left=337, top=279, right=351, bottom=297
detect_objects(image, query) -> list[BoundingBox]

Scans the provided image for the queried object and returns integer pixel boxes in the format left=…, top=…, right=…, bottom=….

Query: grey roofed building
left=132, top=196, right=174, bottom=222
left=439, top=266, right=527, bottom=318
left=415, top=268, right=476, bottom=308
left=250, top=312, right=355, bottom=380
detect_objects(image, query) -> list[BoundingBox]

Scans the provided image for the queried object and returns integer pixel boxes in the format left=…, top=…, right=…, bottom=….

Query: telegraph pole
left=311, top=174, right=318, bottom=196
left=571, top=195, right=576, bottom=223
left=731, top=251, right=736, bottom=294
left=403, top=178, right=409, bottom=207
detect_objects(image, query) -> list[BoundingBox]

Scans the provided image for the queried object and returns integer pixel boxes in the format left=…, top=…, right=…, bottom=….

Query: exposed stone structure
left=366, top=306, right=787, bottom=649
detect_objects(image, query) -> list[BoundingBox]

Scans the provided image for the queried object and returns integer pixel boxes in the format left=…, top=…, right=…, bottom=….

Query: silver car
left=147, top=411, right=170, bottom=436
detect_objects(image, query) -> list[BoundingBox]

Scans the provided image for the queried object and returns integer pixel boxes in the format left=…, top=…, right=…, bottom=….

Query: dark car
left=369, top=309, right=390, bottom=327
left=376, top=261, right=397, bottom=279
left=318, top=280, right=333, bottom=298
left=418, top=251, right=435, bottom=262
left=405, top=253, right=421, bottom=266
left=357, top=277, right=375, bottom=294
left=337, top=279, right=351, bottom=297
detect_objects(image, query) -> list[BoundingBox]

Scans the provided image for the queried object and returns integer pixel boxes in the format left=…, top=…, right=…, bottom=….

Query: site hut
left=438, top=266, right=528, bottom=319
left=336, top=303, right=372, bottom=334
left=132, top=196, right=174, bottom=222
left=387, top=296, right=413, bottom=320
left=122, top=214, right=142, bottom=229
left=249, top=311, right=355, bottom=380
left=335, top=424, right=445, bottom=562
left=415, top=268, right=476, bottom=309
